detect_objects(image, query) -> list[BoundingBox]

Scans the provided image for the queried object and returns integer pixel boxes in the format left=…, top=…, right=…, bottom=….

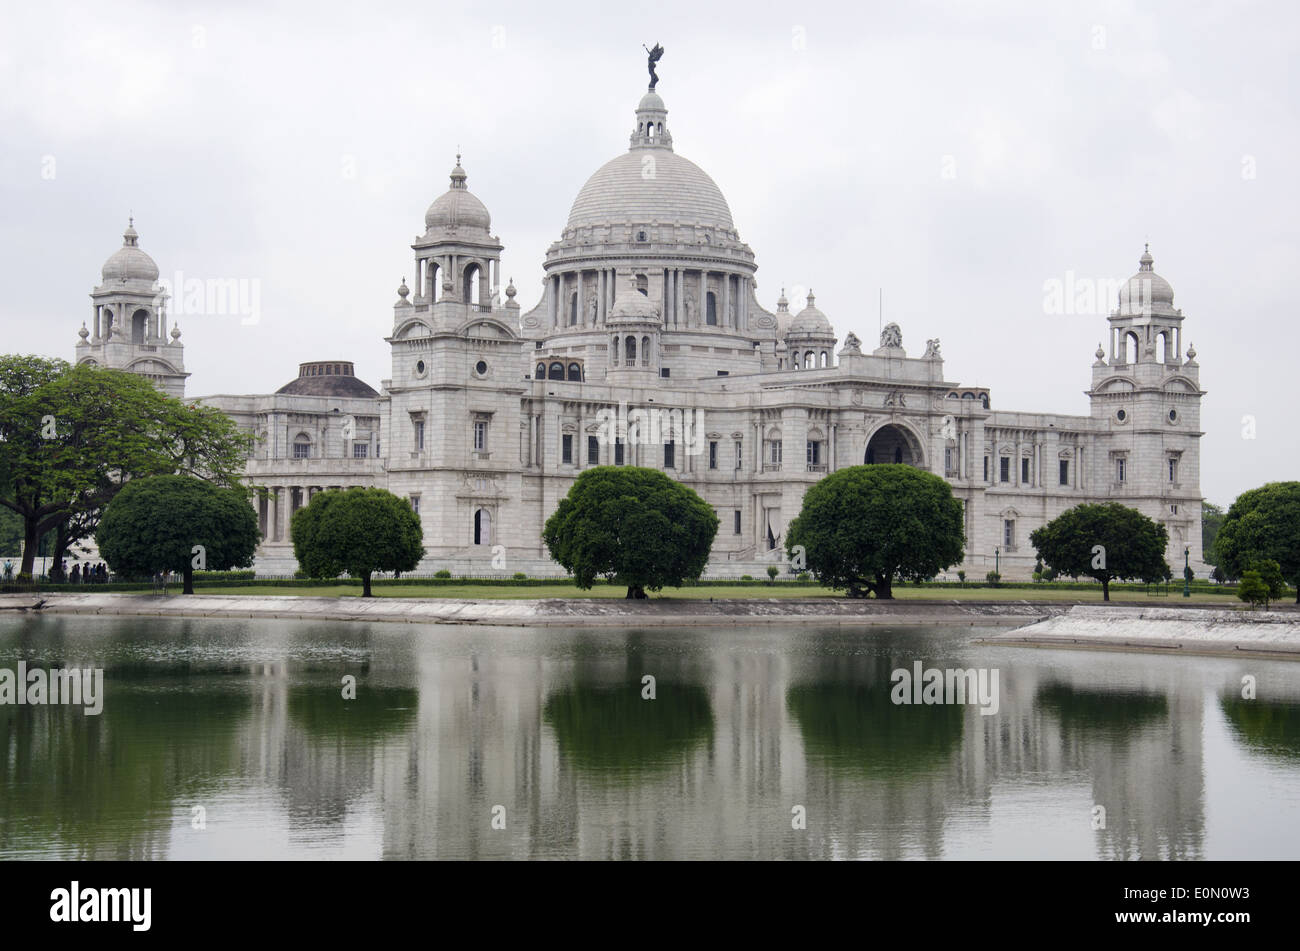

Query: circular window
left=1168, top=409, right=1178, bottom=422
left=1116, top=409, right=1127, bottom=422
left=475, top=360, right=488, bottom=375
left=415, top=359, right=426, bottom=376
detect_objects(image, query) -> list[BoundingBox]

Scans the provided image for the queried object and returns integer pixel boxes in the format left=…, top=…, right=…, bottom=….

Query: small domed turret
left=424, top=156, right=492, bottom=235
left=101, top=218, right=160, bottom=283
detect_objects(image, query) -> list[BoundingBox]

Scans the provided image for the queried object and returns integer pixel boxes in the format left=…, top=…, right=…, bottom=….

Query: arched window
left=292, top=434, right=312, bottom=459
left=536, top=362, right=546, bottom=379
left=463, top=263, right=482, bottom=305
left=625, top=336, right=636, bottom=363
left=980, top=394, right=989, bottom=409
left=473, top=508, right=492, bottom=545
left=820, top=351, right=828, bottom=367
left=1155, top=331, right=1168, bottom=364
left=567, top=362, right=582, bottom=381
left=549, top=362, right=565, bottom=380
left=131, top=309, right=149, bottom=344
left=611, top=336, right=619, bottom=366
left=641, top=336, right=650, bottom=366
left=805, top=351, right=814, bottom=368
left=792, top=353, right=800, bottom=370
left=636, top=274, right=648, bottom=296
left=1124, top=331, right=1140, bottom=364
left=706, top=292, right=717, bottom=325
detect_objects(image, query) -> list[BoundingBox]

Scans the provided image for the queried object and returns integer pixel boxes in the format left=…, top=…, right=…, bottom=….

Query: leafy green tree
left=1029, top=502, right=1169, bottom=601
left=0, top=356, right=250, bottom=579
left=784, top=464, right=964, bottom=599
left=290, top=487, right=423, bottom=597
left=1247, top=558, right=1287, bottom=605
left=96, top=475, right=259, bottom=593
left=1201, top=501, right=1225, bottom=566
left=543, top=466, right=718, bottom=599
left=1237, top=571, right=1269, bottom=610
left=1214, top=482, right=1300, bottom=603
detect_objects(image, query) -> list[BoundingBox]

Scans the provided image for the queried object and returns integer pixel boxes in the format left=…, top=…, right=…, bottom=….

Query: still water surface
left=0, top=615, right=1297, bottom=860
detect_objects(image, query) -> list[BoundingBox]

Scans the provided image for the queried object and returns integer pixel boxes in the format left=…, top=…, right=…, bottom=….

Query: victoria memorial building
left=72, top=79, right=1208, bottom=581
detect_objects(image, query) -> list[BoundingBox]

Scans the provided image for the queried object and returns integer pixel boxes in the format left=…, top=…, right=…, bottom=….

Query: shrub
left=741, top=575, right=753, bottom=581
left=957, top=570, right=966, bottom=585
left=434, top=569, right=451, bottom=579
left=797, top=572, right=811, bottom=583
left=512, top=572, right=527, bottom=581
left=985, top=571, right=1002, bottom=586
left=766, top=565, right=780, bottom=582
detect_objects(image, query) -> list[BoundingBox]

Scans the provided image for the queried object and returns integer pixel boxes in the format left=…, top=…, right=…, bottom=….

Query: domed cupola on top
left=630, top=90, right=673, bottom=150
left=101, top=219, right=160, bottom=284
left=424, top=156, right=492, bottom=237
left=411, top=155, right=504, bottom=311
left=1117, top=244, right=1178, bottom=318
left=784, top=291, right=837, bottom=370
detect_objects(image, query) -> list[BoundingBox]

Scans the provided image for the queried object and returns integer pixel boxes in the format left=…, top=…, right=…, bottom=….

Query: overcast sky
left=1, top=0, right=1295, bottom=507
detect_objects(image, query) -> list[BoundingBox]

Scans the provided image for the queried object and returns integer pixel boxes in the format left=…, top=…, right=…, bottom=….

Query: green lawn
left=192, top=582, right=1242, bottom=604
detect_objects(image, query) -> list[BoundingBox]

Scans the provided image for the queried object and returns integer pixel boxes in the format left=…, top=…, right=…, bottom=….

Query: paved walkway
left=0, top=592, right=1065, bottom=627
left=979, top=604, right=1300, bottom=660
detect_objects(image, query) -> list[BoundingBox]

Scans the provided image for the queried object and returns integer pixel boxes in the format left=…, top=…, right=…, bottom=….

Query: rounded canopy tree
left=290, top=487, right=424, bottom=597
left=1029, top=502, right=1170, bottom=601
left=96, top=474, right=259, bottom=593
left=543, top=466, right=718, bottom=598
left=785, top=464, right=964, bottom=599
left=1214, top=482, right=1300, bottom=603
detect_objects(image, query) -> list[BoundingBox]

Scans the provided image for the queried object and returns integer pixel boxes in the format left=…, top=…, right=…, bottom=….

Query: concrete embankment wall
left=986, top=605, right=1300, bottom=660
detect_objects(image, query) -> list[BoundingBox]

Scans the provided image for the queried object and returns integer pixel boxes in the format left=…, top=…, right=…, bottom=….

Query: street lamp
left=995, top=545, right=1000, bottom=576
left=1183, top=546, right=1191, bottom=598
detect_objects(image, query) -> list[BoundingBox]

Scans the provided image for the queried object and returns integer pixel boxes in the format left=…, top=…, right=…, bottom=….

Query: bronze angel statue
left=643, top=43, right=664, bottom=90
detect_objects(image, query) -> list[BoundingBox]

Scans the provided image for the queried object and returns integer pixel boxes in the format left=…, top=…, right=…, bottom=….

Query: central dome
left=566, top=150, right=734, bottom=233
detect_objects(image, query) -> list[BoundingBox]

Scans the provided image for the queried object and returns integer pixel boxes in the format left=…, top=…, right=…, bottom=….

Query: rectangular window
left=1170, top=504, right=1178, bottom=514
left=1021, top=458, right=1030, bottom=484
left=1168, top=458, right=1177, bottom=483
left=352, top=443, right=368, bottom=459
left=409, top=496, right=420, bottom=515
left=806, top=441, right=821, bottom=465
left=983, top=457, right=989, bottom=482
left=709, top=441, right=718, bottom=470
left=717, top=370, right=729, bottom=376
left=1059, top=459, right=1069, bottom=485
left=733, top=510, right=742, bottom=534
left=660, top=368, right=670, bottom=378
left=614, top=439, right=624, bottom=466
left=735, top=440, right=743, bottom=470
left=664, top=440, right=676, bottom=469
left=414, top=419, right=425, bottom=452
left=1117, top=457, right=1126, bottom=483
left=473, top=421, right=487, bottom=452
left=588, top=435, right=600, bottom=465
left=293, top=441, right=310, bottom=459
left=1004, top=519, right=1015, bottom=549
left=770, top=441, right=782, bottom=465
left=999, top=457, right=1009, bottom=483
left=562, top=434, right=573, bottom=464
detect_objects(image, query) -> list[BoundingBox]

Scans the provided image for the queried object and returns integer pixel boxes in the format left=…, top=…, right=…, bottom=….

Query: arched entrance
left=864, top=424, right=923, bottom=466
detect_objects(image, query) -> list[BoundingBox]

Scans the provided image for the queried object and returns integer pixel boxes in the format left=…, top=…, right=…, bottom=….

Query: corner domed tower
left=783, top=290, right=837, bottom=370
left=78, top=219, right=188, bottom=398
left=1089, top=244, right=1205, bottom=575
left=411, top=156, right=503, bottom=315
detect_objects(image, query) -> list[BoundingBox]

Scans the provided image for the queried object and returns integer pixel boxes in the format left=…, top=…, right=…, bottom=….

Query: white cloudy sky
left=1, top=0, right=1295, bottom=507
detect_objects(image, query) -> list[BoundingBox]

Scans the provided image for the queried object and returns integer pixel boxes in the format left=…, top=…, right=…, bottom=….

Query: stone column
left=723, top=273, right=731, bottom=328
left=577, top=272, right=586, bottom=327
left=598, top=269, right=606, bottom=325
left=700, top=271, right=708, bottom=327
left=830, top=423, right=837, bottom=472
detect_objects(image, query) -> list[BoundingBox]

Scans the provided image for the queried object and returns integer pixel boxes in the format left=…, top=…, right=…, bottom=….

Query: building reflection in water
left=2, top=617, right=1299, bottom=859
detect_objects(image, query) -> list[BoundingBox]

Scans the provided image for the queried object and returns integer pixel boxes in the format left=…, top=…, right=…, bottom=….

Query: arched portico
left=864, top=422, right=925, bottom=467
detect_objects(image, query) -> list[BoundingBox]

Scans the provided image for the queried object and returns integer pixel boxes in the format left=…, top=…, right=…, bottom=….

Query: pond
left=0, top=615, right=1296, bottom=860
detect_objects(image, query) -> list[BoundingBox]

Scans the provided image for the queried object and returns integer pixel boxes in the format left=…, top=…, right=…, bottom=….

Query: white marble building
left=77, top=82, right=1207, bottom=580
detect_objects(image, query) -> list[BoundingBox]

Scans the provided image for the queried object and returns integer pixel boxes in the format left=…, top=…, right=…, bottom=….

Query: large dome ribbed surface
left=566, top=150, right=734, bottom=231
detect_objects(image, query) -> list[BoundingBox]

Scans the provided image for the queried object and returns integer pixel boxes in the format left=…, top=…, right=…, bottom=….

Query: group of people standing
left=56, top=561, right=110, bottom=583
